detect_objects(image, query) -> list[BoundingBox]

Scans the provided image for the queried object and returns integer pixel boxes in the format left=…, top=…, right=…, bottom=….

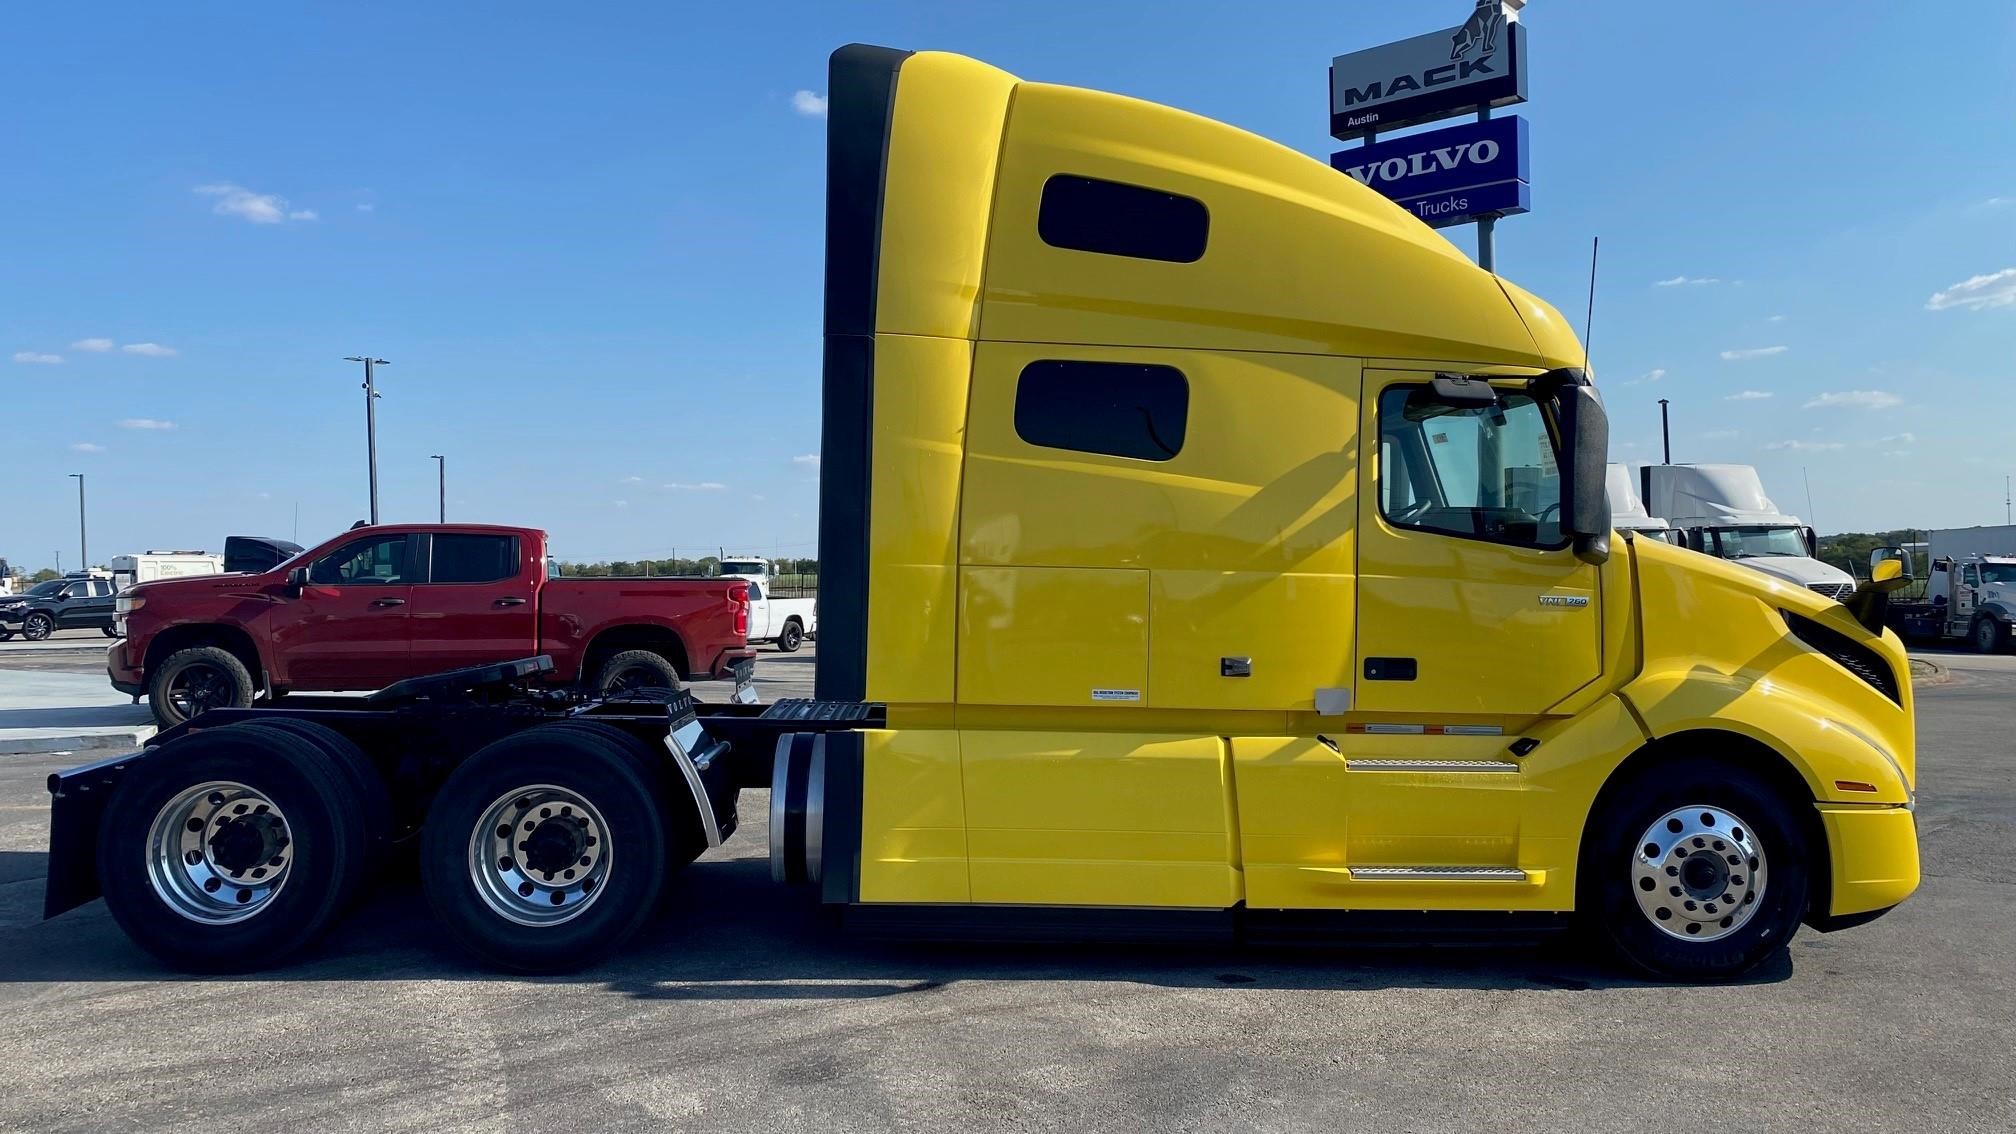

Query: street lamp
left=430, top=455, right=445, bottom=523
left=344, top=356, right=389, bottom=524
left=67, top=473, right=86, bottom=572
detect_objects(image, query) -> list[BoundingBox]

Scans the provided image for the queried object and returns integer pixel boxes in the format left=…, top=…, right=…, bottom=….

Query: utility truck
left=109, top=551, right=224, bottom=590
left=1881, top=546, right=2016, bottom=651
left=39, top=45, right=1918, bottom=983
left=1606, top=463, right=1682, bottom=545
left=1643, top=463, right=1857, bottom=600
left=717, top=556, right=818, bottom=652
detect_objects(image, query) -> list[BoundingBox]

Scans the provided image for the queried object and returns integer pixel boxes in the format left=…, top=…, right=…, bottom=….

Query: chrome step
left=1348, top=866, right=1529, bottom=881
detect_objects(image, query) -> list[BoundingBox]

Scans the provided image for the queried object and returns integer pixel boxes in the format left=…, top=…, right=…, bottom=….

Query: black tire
left=149, top=645, right=257, bottom=728
left=1970, top=616, right=2006, bottom=654
left=776, top=619, right=804, bottom=653
left=1581, top=760, right=1810, bottom=982
left=22, top=612, right=54, bottom=641
left=95, top=725, right=369, bottom=972
left=590, top=649, right=683, bottom=696
left=103, top=625, right=122, bottom=638
left=238, top=718, right=394, bottom=866
left=420, top=724, right=672, bottom=972
left=0, top=627, right=13, bottom=641
left=540, top=719, right=708, bottom=867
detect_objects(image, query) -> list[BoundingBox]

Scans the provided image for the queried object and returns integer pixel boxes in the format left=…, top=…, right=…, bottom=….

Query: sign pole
left=1474, top=106, right=1496, bottom=272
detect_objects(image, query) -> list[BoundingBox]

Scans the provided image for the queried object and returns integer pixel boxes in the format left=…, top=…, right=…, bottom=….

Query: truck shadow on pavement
left=0, top=850, right=1792, bottom=993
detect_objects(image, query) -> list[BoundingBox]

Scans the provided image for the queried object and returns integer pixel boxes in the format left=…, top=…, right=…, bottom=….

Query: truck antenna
left=1581, top=236, right=1599, bottom=375
left=1803, top=466, right=1818, bottom=532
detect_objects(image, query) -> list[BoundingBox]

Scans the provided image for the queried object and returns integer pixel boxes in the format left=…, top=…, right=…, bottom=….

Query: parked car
left=0, top=575, right=117, bottom=640
left=111, top=523, right=756, bottom=727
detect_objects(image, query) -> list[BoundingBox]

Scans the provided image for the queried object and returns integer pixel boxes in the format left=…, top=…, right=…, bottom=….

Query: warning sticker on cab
left=1091, top=688, right=1142, bottom=702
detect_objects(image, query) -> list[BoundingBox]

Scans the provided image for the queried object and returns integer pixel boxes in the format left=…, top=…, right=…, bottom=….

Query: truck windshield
left=718, top=561, right=765, bottom=576
left=26, top=581, right=65, bottom=597
left=1981, top=563, right=2016, bottom=585
left=1707, top=526, right=1810, bottom=559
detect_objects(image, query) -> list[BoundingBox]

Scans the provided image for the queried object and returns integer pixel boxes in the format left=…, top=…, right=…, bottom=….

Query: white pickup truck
left=716, top=556, right=817, bottom=652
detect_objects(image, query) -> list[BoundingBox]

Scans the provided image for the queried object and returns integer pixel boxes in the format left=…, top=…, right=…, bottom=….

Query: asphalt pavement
left=0, top=644, right=2010, bottom=1132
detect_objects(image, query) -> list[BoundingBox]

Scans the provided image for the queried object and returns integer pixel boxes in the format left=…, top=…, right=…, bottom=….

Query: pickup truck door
left=63, top=579, right=116, bottom=628
left=407, top=532, right=540, bottom=676
left=273, top=532, right=416, bottom=688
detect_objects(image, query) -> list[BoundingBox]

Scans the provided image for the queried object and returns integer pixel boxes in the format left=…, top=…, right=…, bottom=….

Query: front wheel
left=1971, top=616, right=2006, bottom=653
left=22, top=612, right=54, bottom=641
left=0, top=627, right=14, bottom=641
left=1582, top=762, right=1809, bottom=981
left=776, top=619, right=804, bottom=652
left=149, top=646, right=257, bottom=728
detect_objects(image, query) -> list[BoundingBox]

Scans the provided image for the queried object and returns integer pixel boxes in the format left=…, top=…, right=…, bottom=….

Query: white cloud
left=1702, top=429, right=1741, bottom=440
left=620, top=475, right=644, bottom=484
left=1622, top=368, right=1666, bottom=387
left=1724, top=390, right=1773, bottom=401
left=663, top=481, right=727, bottom=491
left=1881, top=450, right=1911, bottom=458
left=355, top=203, right=375, bottom=213
left=12, top=351, right=62, bottom=364
left=790, top=90, right=828, bottom=117
left=1985, top=197, right=2014, bottom=207
left=1656, top=275, right=1722, bottom=287
left=121, top=342, right=177, bottom=357
left=1803, top=389, right=1901, bottom=410
left=71, top=338, right=113, bottom=352
left=1720, top=346, right=1788, bottom=361
left=118, top=418, right=177, bottom=430
left=1765, top=440, right=1845, bottom=452
left=1926, top=267, right=2016, bottom=312
left=1767, top=314, right=1785, bottom=323
left=612, top=499, right=629, bottom=510
left=70, top=442, right=105, bottom=453
left=1879, top=432, right=1917, bottom=444
left=194, top=182, right=316, bottom=224
left=792, top=454, right=820, bottom=466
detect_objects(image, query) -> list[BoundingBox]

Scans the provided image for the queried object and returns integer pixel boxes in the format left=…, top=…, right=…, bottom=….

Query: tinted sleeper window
left=1014, top=360, right=1188, bottom=462
left=1038, top=175, right=1209, bottom=263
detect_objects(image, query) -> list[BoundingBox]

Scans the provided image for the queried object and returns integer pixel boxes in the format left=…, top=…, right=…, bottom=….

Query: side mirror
left=285, top=567, right=308, bottom=597
left=1554, top=382, right=1611, bottom=565
left=1802, top=526, right=1819, bottom=557
left=1845, top=557, right=1913, bottom=634
left=1870, top=545, right=1913, bottom=581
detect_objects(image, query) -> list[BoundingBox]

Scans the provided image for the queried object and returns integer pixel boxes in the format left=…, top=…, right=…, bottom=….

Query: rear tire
left=420, top=724, right=671, bottom=972
left=149, top=646, right=257, bottom=728
left=96, top=725, right=369, bottom=972
left=22, top=612, right=54, bottom=641
left=1971, top=616, right=2006, bottom=654
left=776, top=619, right=804, bottom=652
left=1581, top=760, right=1809, bottom=982
left=590, top=649, right=683, bottom=696
left=237, top=718, right=394, bottom=866
left=0, top=628, right=13, bottom=641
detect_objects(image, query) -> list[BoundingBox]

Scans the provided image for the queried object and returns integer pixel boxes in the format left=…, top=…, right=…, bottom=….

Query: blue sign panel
left=1330, top=115, right=1529, bottom=229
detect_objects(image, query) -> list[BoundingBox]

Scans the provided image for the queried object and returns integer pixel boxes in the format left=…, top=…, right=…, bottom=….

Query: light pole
left=1658, top=399, right=1672, bottom=464
left=344, top=356, right=388, bottom=524
left=430, top=455, right=446, bottom=522
left=67, top=473, right=87, bottom=571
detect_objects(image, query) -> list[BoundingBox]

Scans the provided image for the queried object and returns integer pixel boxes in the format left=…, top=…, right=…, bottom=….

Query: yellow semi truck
left=44, top=45, right=1917, bottom=982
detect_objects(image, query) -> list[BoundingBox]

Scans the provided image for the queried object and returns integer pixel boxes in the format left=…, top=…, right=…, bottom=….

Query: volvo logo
left=1338, top=138, right=1503, bottom=188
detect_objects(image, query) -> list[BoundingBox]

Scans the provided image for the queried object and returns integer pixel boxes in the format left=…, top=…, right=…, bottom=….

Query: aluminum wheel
left=147, top=780, right=295, bottom=924
left=468, top=785, right=612, bottom=927
left=1630, top=805, right=1768, bottom=942
left=167, top=662, right=237, bottom=720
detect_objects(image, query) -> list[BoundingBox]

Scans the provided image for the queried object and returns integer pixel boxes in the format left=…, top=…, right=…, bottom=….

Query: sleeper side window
left=1014, top=360, right=1189, bottom=462
left=1038, top=175, right=1209, bottom=263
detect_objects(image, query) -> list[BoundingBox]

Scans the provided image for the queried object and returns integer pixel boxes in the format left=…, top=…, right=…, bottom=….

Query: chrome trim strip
left=1347, top=759, right=1520, bottom=773
left=1349, top=866, right=1528, bottom=881
left=664, top=726, right=724, bottom=849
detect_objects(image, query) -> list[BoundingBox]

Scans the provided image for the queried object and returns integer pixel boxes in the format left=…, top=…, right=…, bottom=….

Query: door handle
left=370, top=597, right=406, bottom=608
left=494, top=597, right=529, bottom=607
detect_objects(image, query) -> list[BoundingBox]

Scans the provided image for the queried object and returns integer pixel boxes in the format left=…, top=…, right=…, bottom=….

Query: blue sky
left=4, top=2, right=2013, bottom=572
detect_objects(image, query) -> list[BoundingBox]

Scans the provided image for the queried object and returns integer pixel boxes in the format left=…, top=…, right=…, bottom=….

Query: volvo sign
left=1329, top=2, right=1527, bottom=140
left=1331, top=115, right=1529, bottom=230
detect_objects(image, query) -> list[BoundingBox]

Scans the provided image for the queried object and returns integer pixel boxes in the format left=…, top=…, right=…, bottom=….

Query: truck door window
left=1962, top=564, right=1980, bottom=588
left=309, top=535, right=409, bottom=586
left=1014, top=360, right=1189, bottom=462
left=429, top=534, right=517, bottom=584
left=1377, top=385, right=1565, bottom=548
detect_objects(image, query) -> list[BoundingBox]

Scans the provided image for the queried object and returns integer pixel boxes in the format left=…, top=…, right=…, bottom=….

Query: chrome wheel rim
left=468, top=785, right=611, bottom=926
left=1631, top=806, right=1767, bottom=942
left=147, top=780, right=295, bottom=924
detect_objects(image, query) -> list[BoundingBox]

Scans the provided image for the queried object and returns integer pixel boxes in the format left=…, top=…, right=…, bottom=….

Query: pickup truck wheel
left=591, top=649, right=683, bottom=696
left=776, top=619, right=804, bottom=653
left=149, top=646, right=257, bottom=728
left=1581, top=762, right=1808, bottom=982
left=420, top=725, right=671, bottom=972
left=103, top=626, right=122, bottom=638
left=22, top=612, right=54, bottom=641
left=0, top=628, right=13, bottom=641
left=95, top=726, right=369, bottom=972
left=1970, top=616, right=2006, bottom=653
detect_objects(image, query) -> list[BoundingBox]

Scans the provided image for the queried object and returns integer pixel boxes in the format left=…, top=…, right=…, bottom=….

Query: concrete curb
left=1909, top=657, right=1952, bottom=685
left=0, top=726, right=155, bottom=756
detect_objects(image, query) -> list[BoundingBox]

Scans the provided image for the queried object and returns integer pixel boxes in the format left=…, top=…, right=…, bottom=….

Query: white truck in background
left=109, top=551, right=224, bottom=590
left=1642, top=463, right=1857, bottom=601
left=1880, top=526, right=2016, bottom=651
left=715, top=555, right=817, bottom=652
left=1607, top=463, right=1683, bottom=544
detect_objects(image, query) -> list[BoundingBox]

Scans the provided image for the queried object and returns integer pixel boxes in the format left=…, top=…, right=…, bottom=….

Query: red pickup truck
left=110, top=523, right=755, bottom=727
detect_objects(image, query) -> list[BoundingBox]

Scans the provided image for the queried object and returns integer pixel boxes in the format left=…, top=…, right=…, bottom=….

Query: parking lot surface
left=1, top=645, right=2010, bottom=1132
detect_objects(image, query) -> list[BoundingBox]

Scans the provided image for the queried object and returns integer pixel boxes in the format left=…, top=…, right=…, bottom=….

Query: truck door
left=407, top=532, right=539, bottom=677
left=70, top=578, right=116, bottom=629
left=1354, top=371, right=1603, bottom=716
left=1957, top=562, right=1980, bottom=621
left=273, top=531, right=415, bottom=688
left=744, top=580, right=771, bottom=640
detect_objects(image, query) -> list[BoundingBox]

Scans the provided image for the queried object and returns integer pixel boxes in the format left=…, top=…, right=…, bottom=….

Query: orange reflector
left=1834, top=779, right=1880, bottom=793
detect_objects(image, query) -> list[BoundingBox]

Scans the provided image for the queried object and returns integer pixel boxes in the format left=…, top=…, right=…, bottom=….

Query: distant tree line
left=555, top=556, right=819, bottom=578
left=1816, top=530, right=1920, bottom=581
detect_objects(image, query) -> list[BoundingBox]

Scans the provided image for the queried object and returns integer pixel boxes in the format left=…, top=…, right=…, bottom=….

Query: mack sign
left=1331, top=115, right=1529, bottom=230
left=1329, top=6, right=1527, bottom=140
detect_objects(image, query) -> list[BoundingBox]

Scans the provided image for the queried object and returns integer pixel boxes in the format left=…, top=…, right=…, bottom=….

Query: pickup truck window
left=746, top=581, right=766, bottom=601
left=1014, top=360, right=1188, bottom=462
left=1377, top=385, right=1566, bottom=550
left=309, top=534, right=410, bottom=586
left=430, top=534, right=517, bottom=584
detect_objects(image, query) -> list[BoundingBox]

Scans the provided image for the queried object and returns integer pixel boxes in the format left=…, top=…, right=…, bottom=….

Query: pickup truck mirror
left=285, top=566, right=308, bottom=597
left=1552, top=380, right=1611, bottom=566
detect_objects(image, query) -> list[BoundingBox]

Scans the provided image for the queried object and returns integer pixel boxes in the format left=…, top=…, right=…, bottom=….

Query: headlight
left=115, top=596, right=145, bottom=615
